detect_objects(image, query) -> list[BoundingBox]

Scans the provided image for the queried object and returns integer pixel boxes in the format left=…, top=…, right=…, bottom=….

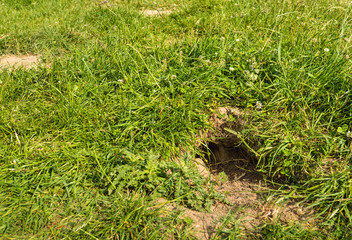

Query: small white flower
left=347, top=131, right=352, bottom=138
left=254, top=69, right=260, bottom=74
left=247, top=59, right=251, bottom=63
left=236, top=39, right=240, bottom=42
left=249, top=73, right=258, bottom=81
left=13, top=160, right=16, bottom=164
left=228, top=53, right=232, bottom=56
left=324, top=48, right=329, bottom=52
left=345, top=55, right=349, bottom=59
left=312, top=38, right=317, bottom=43
left=117, top=79, right=124, bottom=83
left=229, top=67, right=235, bottom=71
left=256, top=101, right=263, bottom=110
left=171, top=75, right=177, bottom=79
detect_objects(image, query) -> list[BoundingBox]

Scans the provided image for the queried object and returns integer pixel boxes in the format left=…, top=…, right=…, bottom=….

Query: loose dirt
left=181, top=107, right=316, bottom=239
left=0, top=54, right=44, bottom=71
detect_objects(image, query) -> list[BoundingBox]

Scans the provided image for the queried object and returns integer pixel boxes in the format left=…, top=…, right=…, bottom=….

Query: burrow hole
left=198, top=138, right=262, bottom=182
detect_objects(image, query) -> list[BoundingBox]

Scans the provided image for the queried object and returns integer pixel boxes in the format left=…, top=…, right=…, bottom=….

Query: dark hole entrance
left=199, top=138, right=262, bottom=182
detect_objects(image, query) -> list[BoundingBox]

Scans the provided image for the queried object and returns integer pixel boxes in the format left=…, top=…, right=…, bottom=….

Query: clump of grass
left=252, top=222, right=328, bottom=240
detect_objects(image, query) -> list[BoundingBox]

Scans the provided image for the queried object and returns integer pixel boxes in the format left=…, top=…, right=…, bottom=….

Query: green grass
left=1, top=0, right=352, bottom=238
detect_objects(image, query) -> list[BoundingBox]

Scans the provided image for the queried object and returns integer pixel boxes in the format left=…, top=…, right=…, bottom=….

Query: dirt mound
left=184, top=107, right=315, bottom=239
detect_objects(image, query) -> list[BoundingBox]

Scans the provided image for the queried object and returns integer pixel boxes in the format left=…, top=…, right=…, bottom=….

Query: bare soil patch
left=182, top=107, right=316, bottom=239
left=140, top=9, right=172, bottom=16
left=139, top=9, right=174, bottom=17
left=0, top=54, right=44, bottom=71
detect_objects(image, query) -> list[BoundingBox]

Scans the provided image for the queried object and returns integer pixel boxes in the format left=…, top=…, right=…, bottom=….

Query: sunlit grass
left=0, top=0, right=352, bottom=238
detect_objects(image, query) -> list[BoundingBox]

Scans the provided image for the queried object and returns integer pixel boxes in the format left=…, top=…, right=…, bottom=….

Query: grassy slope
left=0, top=0, right=352, bottom=238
